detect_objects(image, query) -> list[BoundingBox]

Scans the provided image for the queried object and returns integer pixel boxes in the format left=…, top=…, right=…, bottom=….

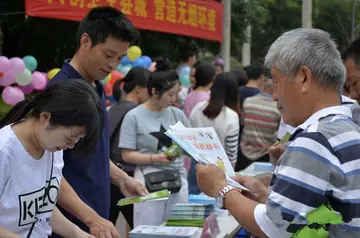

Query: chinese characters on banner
left=25, top=0, right=223, bottom=41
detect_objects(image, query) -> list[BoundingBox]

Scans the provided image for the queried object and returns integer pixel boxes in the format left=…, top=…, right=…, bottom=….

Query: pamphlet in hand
left=165, top=122, right=248, bottom=191
left=118, top=189, right=171, bottom=206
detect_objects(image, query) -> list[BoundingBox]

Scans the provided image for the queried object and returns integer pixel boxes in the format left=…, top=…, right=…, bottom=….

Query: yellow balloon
left=48, top=68, right=61, bottom=80
left=127, top=46, right=142, bottom=61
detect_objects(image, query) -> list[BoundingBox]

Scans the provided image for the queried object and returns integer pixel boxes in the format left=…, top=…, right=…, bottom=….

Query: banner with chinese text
left=25, top=0, right=223, bottom=42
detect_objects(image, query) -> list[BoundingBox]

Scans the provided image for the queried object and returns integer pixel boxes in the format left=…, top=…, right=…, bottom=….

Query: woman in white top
left=188, top=72, right=240, bottom=194
left=190, top=72, right=240, bottom=166
left=0, top=79, right=103, bottom=238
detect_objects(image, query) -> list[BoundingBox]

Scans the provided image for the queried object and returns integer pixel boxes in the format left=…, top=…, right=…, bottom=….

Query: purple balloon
left=0, top=72, right=15, bottom=86
left=18, top=83, right=34, bottom=94
left=9, top=57, right=25, bottom=75
left=32, top=71, right=47, bottom=90
left=2, top=86, right=24, bottom=106
left=214, top=58, right=224, bottom=65
left=0, top=56, right=10, bottom=73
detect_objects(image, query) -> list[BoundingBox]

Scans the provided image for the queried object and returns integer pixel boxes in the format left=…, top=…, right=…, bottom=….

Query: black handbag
left=144, top=169, right=181, bottom=193
left=142, top=107, right=182, bottom=193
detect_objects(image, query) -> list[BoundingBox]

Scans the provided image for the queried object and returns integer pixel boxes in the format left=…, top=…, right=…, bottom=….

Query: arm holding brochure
left=122, top=149, right=173, bottom=165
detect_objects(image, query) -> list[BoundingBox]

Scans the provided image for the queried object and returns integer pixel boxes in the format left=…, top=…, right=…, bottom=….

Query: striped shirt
left=240, top=93, right=281, bottom=160
left=189, top=101, right=239, bottom=167
left=254, top=106, right=360, bottom=237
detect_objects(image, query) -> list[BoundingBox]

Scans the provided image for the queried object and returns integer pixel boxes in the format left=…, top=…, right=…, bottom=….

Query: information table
left=196, top=210, right=241, bottom=238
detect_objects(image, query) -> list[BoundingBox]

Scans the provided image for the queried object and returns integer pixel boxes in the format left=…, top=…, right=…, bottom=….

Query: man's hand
left=232, top=174, right=268, bottom=204
left=118, top=175, right=149, bottom=197
left=196, top=164, right=228, bottom=197
left=87, top=216, right=120, bottom=238
left=268, top=142, right=286, bottom=166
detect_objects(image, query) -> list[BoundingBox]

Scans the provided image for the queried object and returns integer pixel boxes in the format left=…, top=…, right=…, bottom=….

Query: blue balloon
left=179, top=66, right=191, bottom=77
left=132, top=57, right=145, bottom=67
left=141, top=55, right=152, bottom=68
left=120, top=56, right=131, bottom=66
left=108, top=95, right=117, bottom=103
left=120, top=65, right=132, bottom=76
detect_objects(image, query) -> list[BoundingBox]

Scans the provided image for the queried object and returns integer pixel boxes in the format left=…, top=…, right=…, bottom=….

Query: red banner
left=25, top=0, right=223, bottom=42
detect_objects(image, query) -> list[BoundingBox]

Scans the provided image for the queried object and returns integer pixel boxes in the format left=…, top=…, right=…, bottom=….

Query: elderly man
left=196, top=28, right=360, bottom=237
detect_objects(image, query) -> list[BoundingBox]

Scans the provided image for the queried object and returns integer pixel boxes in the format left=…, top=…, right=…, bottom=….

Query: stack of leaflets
left=165, top=122, right=248, bottom=191
left=165, top=203, right=215, bottom=227
left=129, top=226, right=199, bottom=238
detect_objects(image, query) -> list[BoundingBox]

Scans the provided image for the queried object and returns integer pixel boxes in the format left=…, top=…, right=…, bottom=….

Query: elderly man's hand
left=196, top=164, right=228, bottom=197
left=232, top=174, right=268, bottom=204
left=268, top=142, right=286, bottom=166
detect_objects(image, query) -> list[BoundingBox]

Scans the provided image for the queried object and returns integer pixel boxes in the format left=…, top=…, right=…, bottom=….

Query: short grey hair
left=265, top=28, right=346, bottom=90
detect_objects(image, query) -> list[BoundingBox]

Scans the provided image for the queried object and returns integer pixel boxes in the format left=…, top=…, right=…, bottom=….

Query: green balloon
left=23, top=55, right=38, bottom=72
left=15, top=68, right=32, bottom=86
left=179, top=75, right=190, bottom=87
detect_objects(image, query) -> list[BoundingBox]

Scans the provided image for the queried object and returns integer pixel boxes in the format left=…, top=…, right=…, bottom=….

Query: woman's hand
left=152, top=153, right=175, bottom=164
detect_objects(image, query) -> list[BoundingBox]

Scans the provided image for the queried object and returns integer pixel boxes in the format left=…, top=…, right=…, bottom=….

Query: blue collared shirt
left=48, top=59, right=110, bottom=233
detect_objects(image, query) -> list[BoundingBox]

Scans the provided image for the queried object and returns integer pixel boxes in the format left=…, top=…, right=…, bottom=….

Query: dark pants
left=235, top=149, right=270, bottom=172
left=109, top=171, right=134, bottom=228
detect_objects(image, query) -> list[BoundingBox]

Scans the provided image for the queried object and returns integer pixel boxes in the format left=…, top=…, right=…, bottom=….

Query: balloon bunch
left=116, top=45, right=155, bottom=76
left=0, top=55, right=48, bottom=106
left=102, top=46, right=157, bottom=106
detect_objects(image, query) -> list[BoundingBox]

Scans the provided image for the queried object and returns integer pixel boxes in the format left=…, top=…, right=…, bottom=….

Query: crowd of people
left=1, top=4, right=360, bottom=238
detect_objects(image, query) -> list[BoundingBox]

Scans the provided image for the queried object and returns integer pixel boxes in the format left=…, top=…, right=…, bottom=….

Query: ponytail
left=0, top=98, right=35, bottom=129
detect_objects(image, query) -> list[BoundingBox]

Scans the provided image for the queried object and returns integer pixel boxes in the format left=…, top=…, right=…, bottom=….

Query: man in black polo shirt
left=49, top=7, right=148, bottom=238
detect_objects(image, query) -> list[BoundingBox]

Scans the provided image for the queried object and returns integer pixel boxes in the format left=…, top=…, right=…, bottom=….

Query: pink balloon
left=0, top=72, right=15, bottom=86
left=18, top=83, right=34, bottom=94
left=0, top=56, right=10, bottom=73
left=9, top=57, right=25, bottom=75
left=41, top=72, right=48, bottom=80
left=32, top=71, right=47, bottom=90
left=2, top=86, right=25, bottom=106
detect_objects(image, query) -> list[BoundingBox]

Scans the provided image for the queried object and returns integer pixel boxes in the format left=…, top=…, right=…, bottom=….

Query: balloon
left=108, top=95, right=117, bottom=103
left=23, top=55, right=38, bottom=72
left=15, top=68, right=32, bottom=86
left=120, top=56, right=132, bottom=66
left=111, top=70, right=123, bottom=82
left=9, top=57, right=25, bottom=75
left=141, top=56, right=152, bottom=68
left=132, top=57, right=145, bottom=67
left=119, top=65, right=132, bottom=76
left=48, top=68, right=61, bottom=80
left=101, top=74, right=111, bottom=84
left=214, top=58, right=224, bottom=65
left=179, top=75, right=190, bottom=87
left=148, top=62, right=157, bottom=72
left=41, top=72, right=48, bottom=80
left=18, top=83, right=34, bottom=94
left=2, top=86, right=24, bottom=106
left=127, top=46, right=142, bottom=61
left=0, top=56, right=10, bottom=73
left=104, top=83, right=112, bottom=96
left=0, top=72, right=15, bottom=86
left=179, top=66, right=191, bottom=77
left=32, top=71, right=47, bottom=90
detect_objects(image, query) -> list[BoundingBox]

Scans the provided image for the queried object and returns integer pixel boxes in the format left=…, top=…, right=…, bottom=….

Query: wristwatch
left=216, top=185, right=235, bottom=209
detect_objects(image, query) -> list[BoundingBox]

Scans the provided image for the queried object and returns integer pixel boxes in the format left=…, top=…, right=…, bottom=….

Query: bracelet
left=150, top=154, right=154, bottom=164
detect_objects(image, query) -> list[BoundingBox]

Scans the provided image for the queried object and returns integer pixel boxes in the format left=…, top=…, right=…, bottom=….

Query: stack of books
left=165, top=203, right=215, bottom=227
left=129, top=226, right=199, bottom=238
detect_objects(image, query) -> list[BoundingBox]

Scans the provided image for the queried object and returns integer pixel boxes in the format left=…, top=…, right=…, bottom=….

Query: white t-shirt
left=0, top=125, right=64, bottom=237
left=189, top=101, right=239, bottom=166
